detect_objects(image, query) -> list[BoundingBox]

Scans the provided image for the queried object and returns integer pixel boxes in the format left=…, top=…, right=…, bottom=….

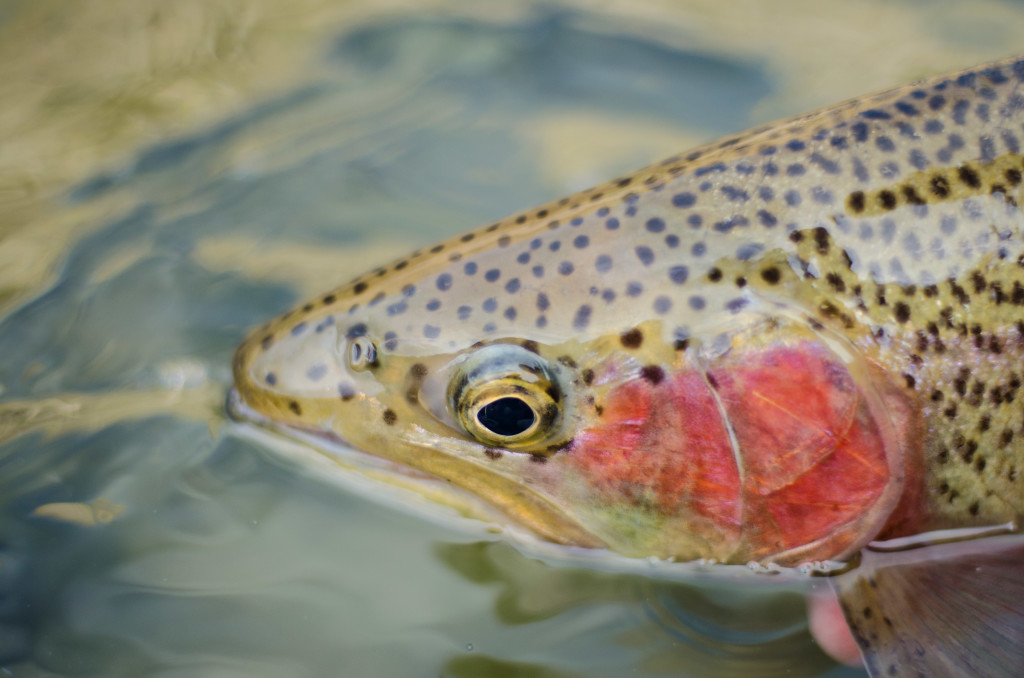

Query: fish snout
left=225, top=386, right=268, bottom=425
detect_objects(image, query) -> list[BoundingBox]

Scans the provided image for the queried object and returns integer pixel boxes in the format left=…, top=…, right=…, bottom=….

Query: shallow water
left=2, top=1, right=1023, bottom=676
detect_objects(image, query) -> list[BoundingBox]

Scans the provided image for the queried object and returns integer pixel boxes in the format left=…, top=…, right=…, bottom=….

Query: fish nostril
left=348, top=337, right=378, bottom=371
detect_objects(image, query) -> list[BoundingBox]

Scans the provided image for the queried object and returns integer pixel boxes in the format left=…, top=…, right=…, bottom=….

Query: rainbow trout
left=230, top=55, right=1024, bottom=676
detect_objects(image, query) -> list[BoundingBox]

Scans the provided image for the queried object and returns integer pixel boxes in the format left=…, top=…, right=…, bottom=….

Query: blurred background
left=1, top=1, right=1022, bottom=676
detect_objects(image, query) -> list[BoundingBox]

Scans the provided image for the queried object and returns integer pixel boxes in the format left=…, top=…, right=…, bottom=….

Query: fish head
left=231, top=211, right=915, bottom=566
left=227, top=45, right=1024, bottom=567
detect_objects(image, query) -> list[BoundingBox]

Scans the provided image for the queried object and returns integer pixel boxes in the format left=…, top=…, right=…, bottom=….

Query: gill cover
left=552, top=315, right=917, bottom=564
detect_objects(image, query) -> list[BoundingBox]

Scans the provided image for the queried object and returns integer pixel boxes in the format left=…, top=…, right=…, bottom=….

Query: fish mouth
left=225, top=386, right=358, bottom=449
left=224, top=389, right=606, bottom=551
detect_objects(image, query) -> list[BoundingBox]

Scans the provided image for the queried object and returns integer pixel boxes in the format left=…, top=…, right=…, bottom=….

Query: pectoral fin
left=833, top=533, right=1024, bottom=677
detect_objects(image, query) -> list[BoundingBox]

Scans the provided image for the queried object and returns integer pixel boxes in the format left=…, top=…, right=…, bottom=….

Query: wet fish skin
left=231, top=55, right=1024, bottom=676
left=235, top=54, right=1024, bottom=554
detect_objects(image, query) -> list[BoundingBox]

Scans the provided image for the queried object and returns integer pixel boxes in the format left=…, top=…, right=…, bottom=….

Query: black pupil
left=477, top=397, right=536, bottom=437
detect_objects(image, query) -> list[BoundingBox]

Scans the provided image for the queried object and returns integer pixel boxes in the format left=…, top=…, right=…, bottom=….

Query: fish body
left=232, top=56, right=1024, bottom=674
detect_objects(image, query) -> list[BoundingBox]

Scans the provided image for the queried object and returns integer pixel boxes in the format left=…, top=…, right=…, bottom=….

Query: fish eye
left=449, top=344, right=562, bottom=450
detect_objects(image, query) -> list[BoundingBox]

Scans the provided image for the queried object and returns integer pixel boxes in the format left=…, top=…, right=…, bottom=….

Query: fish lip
left=225, top=386, right=360, bottom=450
left=224, top=392, right=604, bottom=551
left=225, top=387, right=266, bottom=425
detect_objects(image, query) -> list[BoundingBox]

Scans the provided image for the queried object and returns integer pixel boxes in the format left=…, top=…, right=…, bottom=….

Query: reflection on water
left=436, top=541, right=831, bottom=678
left=1, top=1, right=1022, bottom=676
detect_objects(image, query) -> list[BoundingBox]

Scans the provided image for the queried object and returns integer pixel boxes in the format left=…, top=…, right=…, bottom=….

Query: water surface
left=2, top=1, right=1023, bottom=675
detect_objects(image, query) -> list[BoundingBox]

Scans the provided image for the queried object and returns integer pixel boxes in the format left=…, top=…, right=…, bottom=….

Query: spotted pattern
left=236, top=55, right=1024, bottom=542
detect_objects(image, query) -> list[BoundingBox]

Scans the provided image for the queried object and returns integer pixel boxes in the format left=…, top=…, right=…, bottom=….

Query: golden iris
left=449, top=344, right=562, bottom=450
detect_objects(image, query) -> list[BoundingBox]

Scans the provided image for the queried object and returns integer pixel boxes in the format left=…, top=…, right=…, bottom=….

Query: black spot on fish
left=620, top=328, right=644, bottom=348
left=761, top=267, right=781, bottom=284
left=930, top=174, right=951, bottom=197
left=847, top=191, right=866, bottom=213
left=813, top=227, right=830, bottom=254
left=826, top=272, right=846, bottom=292
left=878, top=190, right=897, bottom=210
left=902, top=185, right=925, bottom=205
left=958, top=165, right=981, bottom=188
left=640, top=365, right=665, bottom=385
left=520, top=339, right=540, bottom=354
left=979, top=415, right=991, bottom=432
left=971, top=270, right=987, bottom=293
